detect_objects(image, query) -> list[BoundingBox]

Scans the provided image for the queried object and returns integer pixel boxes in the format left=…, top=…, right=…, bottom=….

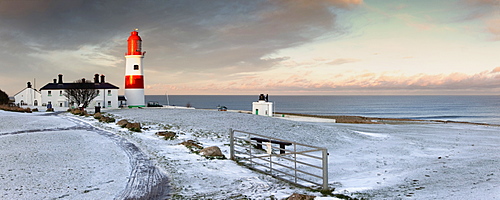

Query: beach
left=1, top=108, right=499, bottom=199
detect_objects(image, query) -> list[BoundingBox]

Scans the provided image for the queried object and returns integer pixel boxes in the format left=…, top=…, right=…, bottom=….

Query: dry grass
left=0, top=105, right=32, bottom=113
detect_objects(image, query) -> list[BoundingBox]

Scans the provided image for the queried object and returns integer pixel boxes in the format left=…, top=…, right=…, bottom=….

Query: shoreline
left=3, top=105, right=499, bottom=127
left=139, top=107, right=500, bottom=127
left=274, top=112, right=500, bottom=126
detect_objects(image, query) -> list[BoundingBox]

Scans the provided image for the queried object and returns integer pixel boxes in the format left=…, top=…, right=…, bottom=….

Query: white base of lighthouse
left=252, top=100, right=273, bottom=117
left=125, top=89, right=145, bottom=108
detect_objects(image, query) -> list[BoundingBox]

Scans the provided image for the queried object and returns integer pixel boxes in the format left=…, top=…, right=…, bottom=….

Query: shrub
left=0, top=89, right=8, bottom=105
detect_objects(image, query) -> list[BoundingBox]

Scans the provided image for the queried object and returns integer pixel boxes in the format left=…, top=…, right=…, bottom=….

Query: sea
left=145, top=95, right=500, bottom=125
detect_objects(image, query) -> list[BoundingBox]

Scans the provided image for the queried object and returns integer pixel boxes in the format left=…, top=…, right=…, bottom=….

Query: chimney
left=53, top=79, right=57, bottom=83
left=94, top=74, right=100, bottom=83
left=27, top=82, right=32, bottom=88
left=58, top=74, right=63, bottom=84
left=100, top=74, right=105, bottom=83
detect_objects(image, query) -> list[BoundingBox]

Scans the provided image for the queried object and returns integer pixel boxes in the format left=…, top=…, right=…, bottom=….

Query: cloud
left=155, top=68, right=500, bottom=95
left=486, top=18, right=500, bottom=40
left=455, top=0, right=500, bottom=40
left=0, top=0, right=363, bottom=95
left=326, top=58, right=361, bottom=65
left=492, top=67, right=500, bottom=73
left=458, top=0, right=499, bottom=20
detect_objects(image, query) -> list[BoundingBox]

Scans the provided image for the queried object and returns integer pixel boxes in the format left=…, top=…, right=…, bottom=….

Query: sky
left=0, top=0, right=499, bottom=96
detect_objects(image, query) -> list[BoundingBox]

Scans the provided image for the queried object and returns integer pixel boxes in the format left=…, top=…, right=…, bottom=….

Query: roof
left=40, top=82, right=119, bottom=90
left=13, top=87, right=41, bottom=97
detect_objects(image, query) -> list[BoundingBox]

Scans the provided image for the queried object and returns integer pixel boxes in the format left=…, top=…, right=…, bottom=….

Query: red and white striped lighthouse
left=125, top=29, right=145, bottom=108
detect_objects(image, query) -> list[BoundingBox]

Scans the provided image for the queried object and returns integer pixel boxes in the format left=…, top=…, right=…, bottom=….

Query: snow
left=1, top=108, right=499, bottom=199
left=105, top=108, right=500, bottom=199
left=0, top=111, right=129, bottom=200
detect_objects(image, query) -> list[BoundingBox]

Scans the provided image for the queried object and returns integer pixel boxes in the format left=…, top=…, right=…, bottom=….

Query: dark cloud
left=0, top=0, right=360, bottom=95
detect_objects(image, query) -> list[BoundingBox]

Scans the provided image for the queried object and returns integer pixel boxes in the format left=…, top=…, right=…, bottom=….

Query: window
left=97, top=90, right=100, bottom=96
left=34, top=100, right=38, bottom=106
left=48, top=91, right=52, bottom=96
left=108, top=90, right=112, bottom=96
left=107, top=101, right=112, bottom=107
left=134, top=65, right=139, bottom=70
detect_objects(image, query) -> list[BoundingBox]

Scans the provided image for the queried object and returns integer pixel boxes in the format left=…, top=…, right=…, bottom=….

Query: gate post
left=322, top=148, right=329, bottom=190
left=229, top=128, right=234, bottom=160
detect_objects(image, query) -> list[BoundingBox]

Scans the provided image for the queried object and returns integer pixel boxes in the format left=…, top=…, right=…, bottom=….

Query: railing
left=229, top=129, right=329, bottom=190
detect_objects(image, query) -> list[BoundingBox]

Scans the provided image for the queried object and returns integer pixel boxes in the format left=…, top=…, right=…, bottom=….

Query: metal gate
left=229, top=129, right=329, bottom=190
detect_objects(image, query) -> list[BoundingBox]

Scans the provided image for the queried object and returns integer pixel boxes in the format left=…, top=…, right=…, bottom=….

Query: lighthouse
left=125, top=29, right=145, bottom=108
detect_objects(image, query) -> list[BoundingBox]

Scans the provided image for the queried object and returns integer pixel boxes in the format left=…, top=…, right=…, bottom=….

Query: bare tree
left=64, top=79, right=98, bottom=108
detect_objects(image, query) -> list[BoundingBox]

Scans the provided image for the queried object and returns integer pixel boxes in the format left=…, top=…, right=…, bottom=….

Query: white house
left=252, top=94, right=273, bottom=117
left=13, top=82, right=42, bottom=106
left=14, top=74, right=121, bottom=109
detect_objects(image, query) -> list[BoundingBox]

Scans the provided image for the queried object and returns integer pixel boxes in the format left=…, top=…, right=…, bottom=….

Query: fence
left=229, top=129, right=329, bottom=190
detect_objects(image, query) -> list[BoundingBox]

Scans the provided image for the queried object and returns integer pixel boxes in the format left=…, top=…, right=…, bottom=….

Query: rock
left=99, top=116, right=116, bottom=123
left=286, top=193, right=316, bottom=200
left=116, top=119, right=129, bottom=127
left=126, top=122, right=141, bottom=132
left=200, top=146, right=224, bottom=157
left=156, top=131, right=176, bottom=139
left=94, top=112, right=102, bottom=119
left=179, top=140, right=203, bottom=150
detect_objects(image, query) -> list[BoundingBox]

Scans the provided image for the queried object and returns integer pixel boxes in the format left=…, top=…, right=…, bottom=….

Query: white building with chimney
left=14, top=74, right=121, bottom=109
left=13, top=82, right=42, bottom=106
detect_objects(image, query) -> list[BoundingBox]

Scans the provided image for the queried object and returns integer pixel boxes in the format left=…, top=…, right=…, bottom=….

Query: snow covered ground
left=0, top=111, right=129, bottom=200
left=1, top=108, right=499, bottom=199
left=104, top=108, right=499, bottom=199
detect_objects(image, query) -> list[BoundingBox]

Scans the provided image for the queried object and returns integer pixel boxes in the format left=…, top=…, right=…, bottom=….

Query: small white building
left=13, top=82, right=42, bottom=106
left=14, top=74, right=121, bottom=109
left=252, top=94, right=273, bottom=117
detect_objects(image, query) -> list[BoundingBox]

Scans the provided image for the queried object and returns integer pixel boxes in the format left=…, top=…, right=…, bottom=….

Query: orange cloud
left=326, top=58, right=361, bottom=65
left=147, top=68, right=500, bottom=95
left=491, top=67, right=500, bottom=73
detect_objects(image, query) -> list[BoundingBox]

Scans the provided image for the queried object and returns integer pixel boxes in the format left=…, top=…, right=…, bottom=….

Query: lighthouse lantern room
left=125, top=29, right=145, bottom=108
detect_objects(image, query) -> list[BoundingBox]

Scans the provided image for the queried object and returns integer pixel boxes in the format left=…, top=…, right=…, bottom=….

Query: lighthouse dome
left=127, top=30, right=143, bottom=55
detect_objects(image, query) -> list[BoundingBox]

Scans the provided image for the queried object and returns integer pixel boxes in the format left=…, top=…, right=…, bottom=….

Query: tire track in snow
left=62, top=115, right=170, bottom=200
